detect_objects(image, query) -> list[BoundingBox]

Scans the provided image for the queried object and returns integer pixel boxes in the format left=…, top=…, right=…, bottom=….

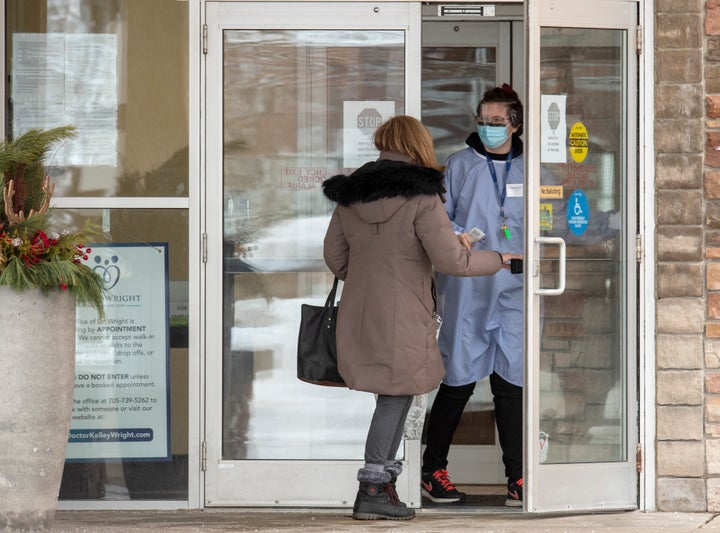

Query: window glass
left=6, top=0, right=188, bottom=197
left=221, top=30, right=404, bottom=460
left=57, top=208, right=188, bottom=500
left=538, top=27, right=626, bottom=464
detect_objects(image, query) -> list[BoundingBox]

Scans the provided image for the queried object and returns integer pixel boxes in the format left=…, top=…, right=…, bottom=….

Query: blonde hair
left=373, top=115, right=441, bottom=170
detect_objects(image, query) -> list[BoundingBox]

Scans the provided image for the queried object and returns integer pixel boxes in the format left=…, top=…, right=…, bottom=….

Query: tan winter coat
left=322, top=156, right=503, bottom=395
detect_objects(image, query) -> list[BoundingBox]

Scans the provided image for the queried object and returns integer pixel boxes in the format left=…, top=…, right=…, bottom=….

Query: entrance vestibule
left=203, top=0, right=640, bottom=513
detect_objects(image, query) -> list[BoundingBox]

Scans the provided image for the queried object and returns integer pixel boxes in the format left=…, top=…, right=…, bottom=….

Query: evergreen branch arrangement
left=0, top=126, right=105, bottom=316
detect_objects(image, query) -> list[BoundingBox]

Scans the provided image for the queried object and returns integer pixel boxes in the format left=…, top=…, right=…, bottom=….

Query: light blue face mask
left=478, top=124, right=510, bottom=148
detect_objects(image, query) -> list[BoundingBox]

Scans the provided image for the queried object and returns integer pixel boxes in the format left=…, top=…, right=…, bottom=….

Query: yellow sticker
left=569, top=122, right=588, bottom=163
left=540, top=203, right=553, bottom=231
left=540, top=185, right=563, bottom=199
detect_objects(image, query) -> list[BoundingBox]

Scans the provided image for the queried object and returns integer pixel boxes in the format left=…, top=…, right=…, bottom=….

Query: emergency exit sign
left=438, top=5, right=496, bottom=16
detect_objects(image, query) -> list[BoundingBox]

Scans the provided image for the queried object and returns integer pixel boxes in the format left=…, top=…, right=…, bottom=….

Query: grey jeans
left=357, top=394, right=413, bottom=483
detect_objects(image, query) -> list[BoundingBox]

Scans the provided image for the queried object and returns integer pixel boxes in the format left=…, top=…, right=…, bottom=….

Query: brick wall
left=656, top=0, right=711, bottom=512
left=709, top=0, right=720, bottom=512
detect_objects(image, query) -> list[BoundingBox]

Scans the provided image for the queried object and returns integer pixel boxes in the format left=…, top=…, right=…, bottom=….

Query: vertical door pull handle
left=534, top=236, right=566, bottom=295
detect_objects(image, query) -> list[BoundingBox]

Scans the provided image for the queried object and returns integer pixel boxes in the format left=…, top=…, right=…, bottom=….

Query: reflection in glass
left=538, top=28, right=627, bottom=464
left=57, top=208, right=188, bottom=500
left=221, top=30, right=404, bottom=460
left=5, top=0, right=188, bottom=197
left=422, top=46, right=496, bottom=164
left=421, top=45, right=498, bottom=444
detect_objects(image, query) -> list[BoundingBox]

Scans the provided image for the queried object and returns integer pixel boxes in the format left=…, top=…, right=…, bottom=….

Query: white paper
left=343, top=101, right=396, bottom=169
left=541, top=94, right=567, bottom=163
left=12, top=33, right=118, bottom=166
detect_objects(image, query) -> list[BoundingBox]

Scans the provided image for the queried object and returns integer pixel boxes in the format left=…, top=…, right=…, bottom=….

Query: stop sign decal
left=357, top=108, right=382, bottom=135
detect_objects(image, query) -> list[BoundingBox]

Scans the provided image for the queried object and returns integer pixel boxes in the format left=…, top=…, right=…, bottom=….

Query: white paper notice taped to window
left=12, top=33, right=118, bottom=167
left=343, top=101, right=396, bottom=169
left=540, top=94, right=567, bottom=164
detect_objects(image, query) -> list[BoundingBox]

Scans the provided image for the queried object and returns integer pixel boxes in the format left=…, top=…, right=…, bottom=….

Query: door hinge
left=636, top=234, right=642, bottom=264
left=636, top=26, right=642, bottom=55
left=636, top=443, right=643, bottom=473
left=202, top=233, right=208, bottom=263
left=202, top=24, right=208, bottom=55
left=201, top=441, right=207, bottom=471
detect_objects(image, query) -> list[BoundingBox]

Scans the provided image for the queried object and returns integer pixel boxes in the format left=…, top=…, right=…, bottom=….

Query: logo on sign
left=93, top=254, right=121, bottom=289
left=357, top=108, right=382, bottom=135
left=547, top=102, right=561, bottom=130
left=567, top=189, right=590, bottom=236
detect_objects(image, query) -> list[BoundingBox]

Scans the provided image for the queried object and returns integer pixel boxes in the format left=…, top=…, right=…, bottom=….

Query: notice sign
left=567, top=189, right=590, bottom=236
left=68, top=243, right=170, bottom=461
left=541, top=94, right=567, bottom=163
left=569, top=122, right=589, bottom=163
left=343, top=101, right=396, bottom=168
left=280, top=167, right=338, bottom=190
left=12, top=33, right=118, bottom=166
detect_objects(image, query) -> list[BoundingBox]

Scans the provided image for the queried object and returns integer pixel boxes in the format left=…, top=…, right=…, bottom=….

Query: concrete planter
left=0, top=287, right=76, bottom=531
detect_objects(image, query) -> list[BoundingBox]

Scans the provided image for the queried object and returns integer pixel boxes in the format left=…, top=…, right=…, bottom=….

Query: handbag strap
left=324, top=277, right=339, bottom=308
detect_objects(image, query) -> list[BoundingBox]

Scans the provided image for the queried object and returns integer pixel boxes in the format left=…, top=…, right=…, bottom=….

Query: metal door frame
left=200, top=0, right=423, bottom=507
left=189, top=0, right=656, bottom=513
left=524, top=0, right=642, bottom=513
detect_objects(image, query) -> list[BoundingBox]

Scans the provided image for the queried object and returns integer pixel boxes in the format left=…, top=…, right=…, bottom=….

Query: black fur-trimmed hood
left=322, top=159, right=445, bottom=206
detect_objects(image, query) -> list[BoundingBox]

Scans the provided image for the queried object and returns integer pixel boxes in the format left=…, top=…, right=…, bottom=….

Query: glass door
left=203, top=1, right=422, bottom=506
left=524, top=0, right=638, bottom=512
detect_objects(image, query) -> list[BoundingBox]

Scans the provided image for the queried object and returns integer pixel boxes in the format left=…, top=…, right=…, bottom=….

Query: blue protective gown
left=436, top=132, right=619, bottom=388
left=436, top=133, right=525, bottom=387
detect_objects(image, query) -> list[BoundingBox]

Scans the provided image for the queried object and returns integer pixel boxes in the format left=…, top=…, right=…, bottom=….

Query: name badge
left=506, top=183, right=523, bottom=198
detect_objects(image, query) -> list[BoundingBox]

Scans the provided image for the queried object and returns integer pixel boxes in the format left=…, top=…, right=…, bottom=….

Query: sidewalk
left=52, top=509, right=720, bottom=532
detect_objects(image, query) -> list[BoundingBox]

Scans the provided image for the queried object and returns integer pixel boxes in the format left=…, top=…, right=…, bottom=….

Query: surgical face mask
left=478, top=124, right=510, bottom=148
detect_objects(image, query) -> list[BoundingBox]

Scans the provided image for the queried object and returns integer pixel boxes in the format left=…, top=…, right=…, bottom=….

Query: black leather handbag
left=297, top=277, right=346, bottom=386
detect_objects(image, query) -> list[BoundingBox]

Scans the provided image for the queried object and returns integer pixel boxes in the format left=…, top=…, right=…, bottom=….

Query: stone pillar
left=655, top=0, right=706, bottom=512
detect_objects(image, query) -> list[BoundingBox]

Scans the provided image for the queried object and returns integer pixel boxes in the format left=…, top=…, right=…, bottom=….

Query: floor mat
left=421, top=494, right=507, bottom=508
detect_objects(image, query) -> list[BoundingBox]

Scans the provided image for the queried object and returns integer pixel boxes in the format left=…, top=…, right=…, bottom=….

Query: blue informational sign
left=69, top=243, right=171, bottom=461
left=567, top=189, right=590, bottom=235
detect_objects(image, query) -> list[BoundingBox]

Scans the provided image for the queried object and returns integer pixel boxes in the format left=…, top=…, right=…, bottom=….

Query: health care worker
left=420, top=85, right=620, bottom=508
left=421, top=85, right=526, bottom=507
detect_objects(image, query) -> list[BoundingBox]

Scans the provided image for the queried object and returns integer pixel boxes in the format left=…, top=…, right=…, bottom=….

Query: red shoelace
left=384, top=483, right=401, bottom=505
left=432, top=469, right=457, bottom=490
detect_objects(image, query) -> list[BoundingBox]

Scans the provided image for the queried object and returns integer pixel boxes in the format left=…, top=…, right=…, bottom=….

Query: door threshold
left=419, top=505, right=522, bottom=515
left=420, top=484, right=521, bottom=513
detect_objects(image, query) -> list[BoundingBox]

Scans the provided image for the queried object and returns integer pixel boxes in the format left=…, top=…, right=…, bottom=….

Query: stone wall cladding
left=655, top=0, right=706, bottom=512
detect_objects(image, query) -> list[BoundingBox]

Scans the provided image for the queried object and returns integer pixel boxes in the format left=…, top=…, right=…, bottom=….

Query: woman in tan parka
left=322, top=115, right=517, bottom=521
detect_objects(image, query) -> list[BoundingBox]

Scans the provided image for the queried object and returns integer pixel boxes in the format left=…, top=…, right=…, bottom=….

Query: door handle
left=534, top=236, right=566, bottom=295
